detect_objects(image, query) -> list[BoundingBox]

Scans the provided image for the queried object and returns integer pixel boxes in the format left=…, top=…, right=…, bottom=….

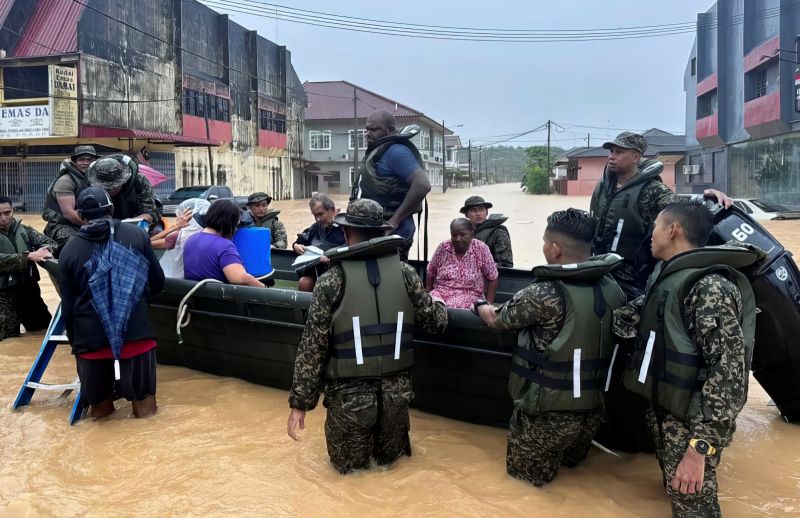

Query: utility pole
left=468, top=139, right=472, bottom=186
left=202, top=88, right=215, bottom=184
left=442, top=119, right=447, bottom=193
left=478, top=148, right=483, bottom=185
left=546, top=119, right=551, bottom=179
left=586, top=133, right=591, bottom=147
left=352, top=86, right=358, bottom=187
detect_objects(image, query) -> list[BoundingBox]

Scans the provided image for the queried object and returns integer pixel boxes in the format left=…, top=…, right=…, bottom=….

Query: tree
left=526, top=164, right=550, bottom=194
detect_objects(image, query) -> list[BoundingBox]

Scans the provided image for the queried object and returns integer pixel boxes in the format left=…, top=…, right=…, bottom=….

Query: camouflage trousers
left=0, top=284, right=52, bottom=340
left=322, top=375, right=413, bottom=474
left=44, top=222, right=80, bottom=257
left=646, top=409, right=722, bottom=518
left=507, top=407, right=603, bottom=486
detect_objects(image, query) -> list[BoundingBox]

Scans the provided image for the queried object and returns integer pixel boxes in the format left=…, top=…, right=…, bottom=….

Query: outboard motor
left=700, top=198, right=800, bottom=422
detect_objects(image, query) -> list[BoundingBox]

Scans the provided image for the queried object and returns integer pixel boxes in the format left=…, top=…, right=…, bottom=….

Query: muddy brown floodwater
left=1, top=183, right=799, bottom=517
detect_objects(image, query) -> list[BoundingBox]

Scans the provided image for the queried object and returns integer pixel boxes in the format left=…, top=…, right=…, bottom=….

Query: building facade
left=683, top=0, right=800, bottom=204
left=552, top=129, right=684, bottom=196
left=302, top=81, right=451, bottom=196
left=0, top=0, right=305, bottom=212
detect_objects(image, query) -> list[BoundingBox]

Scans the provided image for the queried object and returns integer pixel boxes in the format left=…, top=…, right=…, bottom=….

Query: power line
left=202, top=0, right=800, bottom=42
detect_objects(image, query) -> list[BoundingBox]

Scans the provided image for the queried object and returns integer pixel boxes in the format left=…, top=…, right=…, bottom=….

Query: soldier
left=246, top=192, right=287, bottom=249
left=42, top=145, right=98, bottom=253
left=590, top=132, right=731, bottom=454
left=0, top=195, right=56, bottom=339
left=354, top=110, right=431, bottom=261
left=460, top=195, right=513, bottom=267
left=475, top=208, right=625, bottom=486
left=615, top=201, right=758, bottom=517
left=87, top=156, right=161, bottom=228
left=287, top=199, right=447, bottom=473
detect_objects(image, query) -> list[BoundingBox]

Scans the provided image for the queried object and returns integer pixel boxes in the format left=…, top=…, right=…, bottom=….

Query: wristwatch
left=689, top=438, right=717, bottom=456
left=473, top=299, right=490, bottom=313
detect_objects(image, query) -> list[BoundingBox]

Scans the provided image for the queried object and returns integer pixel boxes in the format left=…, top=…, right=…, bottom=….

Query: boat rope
left=591, top=439, right=622, bottom=458
left=176, top=278, right=222, bottom=344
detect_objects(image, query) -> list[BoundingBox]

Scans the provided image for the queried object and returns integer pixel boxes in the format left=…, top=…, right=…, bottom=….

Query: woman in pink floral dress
left=425, top=218, right=499, bottom=309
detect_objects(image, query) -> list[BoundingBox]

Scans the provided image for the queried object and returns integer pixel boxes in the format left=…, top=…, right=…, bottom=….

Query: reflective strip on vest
left=394, top=311, right=404, bottom=360
left=638, top=330, right=656, bottom=383
left=605, top=343, right=619, bottom=392
left=573, top=349, right=581, bottom=398
left=610, top=219, right=625, bottom=252
left=353, top=316, right=364, bottom=365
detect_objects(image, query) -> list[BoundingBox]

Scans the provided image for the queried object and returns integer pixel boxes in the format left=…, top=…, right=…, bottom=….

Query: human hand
left=287, top=408, right=306, bottom=440
left=28, top=248, right=54, bottom=262
left=671, top=447, right=706, bottom=494
left=293, top=244, right=306, bottom=254
left=319, top=255, right=330, bottom=264
left=477, top=304, right=497, bottom=328
left=703, top=189, right=733, bottom=209
left=386, top=217, right=399, bottom=232
left=175, top=209, right=193, bottom=228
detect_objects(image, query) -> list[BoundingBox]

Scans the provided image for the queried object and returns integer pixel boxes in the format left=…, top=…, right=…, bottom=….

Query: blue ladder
left=13, top=304, right=86, bottom=425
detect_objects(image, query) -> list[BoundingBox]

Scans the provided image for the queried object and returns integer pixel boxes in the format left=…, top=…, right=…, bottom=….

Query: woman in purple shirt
left=183, top=200, right=264, bottom=287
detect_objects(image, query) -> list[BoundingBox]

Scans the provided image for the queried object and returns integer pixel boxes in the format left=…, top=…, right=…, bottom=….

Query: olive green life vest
left=42, top=160, right=90, bottom=225
left=253, top=209, right=280, bottom=233
left=510, top=254, right=626, bottom=415
left=325, top=236, right=416, bottom=379
left=0, top=219, right=35, bottom=289
left=353, top=139, right=425, bottom=218
left=474, top=214, right=508, bottom=243
left=589, top=159, right=664, bottom=259
left=622, top=245, right=759, bottom=421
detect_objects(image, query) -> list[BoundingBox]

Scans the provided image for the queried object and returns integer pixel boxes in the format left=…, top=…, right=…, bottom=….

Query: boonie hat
left=76, top=186, right=113, bottom=218
left=247, top=192, right=272, bottom=205
left=71, top=145, right=99, bottom=161
left=602, top=132, right=647, bottom=154
left=334, top=199, right=393, bottom=229
left=87, top=157, right=132, bottom=190
left=459, top=195, right=493, bottom=214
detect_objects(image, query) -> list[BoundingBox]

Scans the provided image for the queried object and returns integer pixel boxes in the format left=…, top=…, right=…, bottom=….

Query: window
left=259, top=110, right=286, bottom=133
left=2, top=66, right=49, bottom=100
left=418, top=130, right=430, bottom=150
left=697, top=91, right=716, bottom=119
left=309, top=130, right=331, bottom=150
left=348, top=129, right=367, bottom=150
left=753, top=67, right=767, bottom=98
left=182, top=89, right=229, bottom=122
left=690, top=58, right=696, bottom=77
left=434, top=135, right=443, bottom=155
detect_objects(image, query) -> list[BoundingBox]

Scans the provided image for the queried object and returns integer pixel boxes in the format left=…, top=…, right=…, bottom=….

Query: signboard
left=0, top=105, right=50, bottom=138
left=49, top=65, right=78, bottom=137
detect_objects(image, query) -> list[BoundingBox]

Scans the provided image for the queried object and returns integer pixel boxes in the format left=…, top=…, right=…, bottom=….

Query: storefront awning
left=80, top=126, right=220, bottom=146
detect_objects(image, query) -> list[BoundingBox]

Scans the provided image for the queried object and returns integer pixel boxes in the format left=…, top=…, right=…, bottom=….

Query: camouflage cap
left=71, top=145, right=99, bottom=160
left=334, top=199, right=393, bottom=229
left=602, top=132, right=647, bottom=154
left=247, top=191, right=272, bottom=205
left=87, top=157, right=132, bottom=190
left=459, top=195, right=493, bottom=214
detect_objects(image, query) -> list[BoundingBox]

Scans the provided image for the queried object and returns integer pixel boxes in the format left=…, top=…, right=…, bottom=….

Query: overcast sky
left=204, top=1, right=714, bottom=148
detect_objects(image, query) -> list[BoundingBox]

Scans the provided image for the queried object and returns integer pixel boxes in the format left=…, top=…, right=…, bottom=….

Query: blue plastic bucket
left=233, top=227, right=273, bottom=276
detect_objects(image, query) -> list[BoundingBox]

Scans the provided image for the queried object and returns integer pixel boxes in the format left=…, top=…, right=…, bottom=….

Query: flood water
left=2, top=183, right=799, bottom=517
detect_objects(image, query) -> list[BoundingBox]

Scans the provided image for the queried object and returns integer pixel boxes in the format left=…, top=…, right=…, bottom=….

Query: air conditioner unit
left=341, top=153, right=350, bottom=160
left=682, top=164, right=701, bottom=175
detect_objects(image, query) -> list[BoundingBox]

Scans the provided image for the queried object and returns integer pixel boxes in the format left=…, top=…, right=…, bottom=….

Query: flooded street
left=2, top=182, right=799, bottom=517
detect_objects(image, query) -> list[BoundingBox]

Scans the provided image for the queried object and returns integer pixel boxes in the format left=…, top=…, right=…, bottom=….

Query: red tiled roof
left=81, top=125, right=220, bottom=146
left=304, top=81, right=423, bottom=121
left=13, top=0, right=85, bottom=57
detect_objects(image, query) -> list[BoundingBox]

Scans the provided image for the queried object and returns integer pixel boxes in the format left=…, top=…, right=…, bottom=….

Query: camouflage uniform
left=492, top=281, right=603, bottom=486
left=252, top=211, right=287, bottom=249
left=614, top=274, right=748, bottom=517
left=0, top=221, right=56, bottom=339
left=289, top=261, right=447, bottom=473
left=43, top=222, right=80, bottom=252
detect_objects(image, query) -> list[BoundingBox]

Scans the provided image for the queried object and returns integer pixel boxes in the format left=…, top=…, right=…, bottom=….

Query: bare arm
left=222, top=263, right=265, bottom=287
left=56, top=195, right=85, bottom=226
left=387, top=170, right=430, bottom=230
left=485, top=278, right=498, bottom=303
